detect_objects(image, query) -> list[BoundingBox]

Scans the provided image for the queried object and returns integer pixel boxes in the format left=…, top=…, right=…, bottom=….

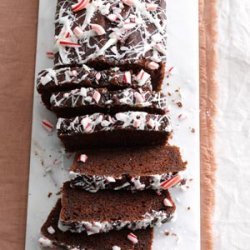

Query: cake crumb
left=48, top=192, right=52, bottom=198
left=176, top=102, right=183, bottom=108
left=56, top=190, right=62, bottom=196
left=164, top=230, right=170, bottom=236
left=187, top=206, right=191, bottom=210
left=191, top=128, right=195, bottom=133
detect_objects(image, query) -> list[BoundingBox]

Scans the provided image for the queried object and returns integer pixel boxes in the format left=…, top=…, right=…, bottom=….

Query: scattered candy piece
left=72, top=0, right=90, bottom=12
left=93, top=90, right=101, bottom=103
left=147, top=118, right=155, bottom=128
left=106, top=176, right=116, bottom=183
left=112, top=246, right=121, bottom=250
left=134, top=92, right=144, bottom=105
left=124, top=71, right=131, bottom=84
left=41, top=120, right=54, bottom=132
left=154, top=43, right=167, bottom=55
left=46, top=51, right=54, bottom=59
left=127, top=232, right=138, bottom=244
left=124, top=23, right=137, bottom=30
left=160, top=175, right=182, bottom=190
left=148, top=61, right=159, bottom=70
left=77, top=154, right=88, bottom=163
left=146, top=3, right=158, bottom=11
left=73, top=26, right=84, bottom=39
left=163, top=198, right=173, bottom=207
left=122, top=0, right=134, bottom=6
left=59, top=40, right=81, bottom=48
left=133, top=119, right=141, bottom=128
left=136, top=70, right=150, bottom=86
left=107, top=14, right=118, bottom=22
left=47, top=226, right=55, bottom=235
left=95, top=72, right=101, bottom=80
left=91, top=24, right=106, bottom=36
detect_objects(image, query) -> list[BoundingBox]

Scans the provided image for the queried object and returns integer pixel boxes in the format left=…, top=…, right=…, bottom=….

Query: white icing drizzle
left=50, top=87, right=168, bottom=110
left=70, top=171, right=174, bottom=192
left=58, top=209, right=174, bottom=235
left=54, top=0, right=167, bottom=66
left=57, top=111, right=172, bottom=134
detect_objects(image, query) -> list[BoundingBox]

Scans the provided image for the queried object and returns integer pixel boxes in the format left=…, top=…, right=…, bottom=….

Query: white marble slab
left=25, top=0, right=200, bottom=249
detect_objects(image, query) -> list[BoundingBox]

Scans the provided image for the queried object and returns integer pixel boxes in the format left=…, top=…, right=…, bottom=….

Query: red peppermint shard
left=77, top=154, right=88, bottom=163
left=59, top=40, right=81, bottom=48
left=127, top=232, right=138, bottom=244
left=42, top=119, right=54, bottom=132
left=46, top=51, right=54, bottom=59
left=160, top=175, right=182, bottom=190
left=72, top=0, right=90, bottom=12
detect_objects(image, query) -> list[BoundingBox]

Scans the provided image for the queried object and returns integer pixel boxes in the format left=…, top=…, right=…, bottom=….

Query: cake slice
left=70, top=145, right=186, bottom=192
left=50, top=87, right=168, bottom=118
left=57, top=111, right=172, bottom=151
left=54, top=0, right=167, bottom=88
left=39, top=199, right=153, bottom=250
left=37, top=66, right=153, bottom=109
left=59, top=182, right=176, bottom=235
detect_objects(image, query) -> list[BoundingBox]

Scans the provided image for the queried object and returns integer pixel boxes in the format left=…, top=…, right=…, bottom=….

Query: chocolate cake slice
left=70, top=145, right=187, bottom=192
left=50, top=87, right=168, bottom=118
left=37, top=66, right=153, bottom=109
left=54, top=0, right=167, bottom=88
left=59, top=182, right=175, bottom=235
left=40, top=199, right=153, bottom=250
left=57, top=111, right=172, bottom=151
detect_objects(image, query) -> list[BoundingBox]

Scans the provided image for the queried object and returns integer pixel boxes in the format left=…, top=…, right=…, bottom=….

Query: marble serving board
left=25, top=0, right=200, bottom=249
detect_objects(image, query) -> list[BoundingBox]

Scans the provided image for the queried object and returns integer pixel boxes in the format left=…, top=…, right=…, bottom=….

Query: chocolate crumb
left=176, top=102, right=183, bottom=108
left=187, top=207, right=191, bottom=210
left=164, top=231, right=170, bottom=236
left=167, top=92, right=171, bottom=96
left=191, top=128, right=195, bottom=133
left=48, top=192, right=52, bottom=198
left=56, top=190, right=62, bottom=196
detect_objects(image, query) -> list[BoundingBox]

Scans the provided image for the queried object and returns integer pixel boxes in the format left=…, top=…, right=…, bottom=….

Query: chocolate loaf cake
left=54, top=0, right=167, bottom=88
left=70, top=145, right=186, bottom=192
left=40, top=199, right=153, bottom=250
left=37, top=66, right=154, bottom=109
left=59, top=182, right=175, bottom=234
left=51, top=87, right=168, bottom=118
left=57, top=111, right=172, bottom=151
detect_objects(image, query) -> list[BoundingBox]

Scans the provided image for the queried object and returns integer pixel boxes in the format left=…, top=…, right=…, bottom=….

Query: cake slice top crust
left=71, top=145, right=187, bottom=177
left=40, top=199, right=153, bottom=250
left=54, top=0, right=167, bottom=67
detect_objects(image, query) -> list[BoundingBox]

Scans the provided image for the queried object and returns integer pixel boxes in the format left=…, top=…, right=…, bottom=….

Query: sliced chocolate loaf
left=57, top=111, right=172, bottom=151
left=40, top=199, right=153, bottom=250
left=51, top=87, right=168, bottom=118
left=37, top=66, right=153, bottom=109
left=59, top=182, right=175, bottom=234
left=70, top=145, right=186, bottom=192
left=54, top=0, right=167, bottom=88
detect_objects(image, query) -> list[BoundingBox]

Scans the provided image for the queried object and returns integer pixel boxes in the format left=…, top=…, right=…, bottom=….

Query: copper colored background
left=0, top=0, right=217, bottom=249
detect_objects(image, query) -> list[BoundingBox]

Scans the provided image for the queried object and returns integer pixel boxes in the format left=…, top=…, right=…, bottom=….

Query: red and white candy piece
left=41, top=120, right=54, bottom=132
left=107, top=14, right=118, bottom=22
left=154, top=43, right=167, bottom=55
left=134, top=92, right=144, bottom=105
left=147, top=118, right=155, bottom=128
left=124, top=23, right=137, bottom=30
left=93, top=90, right=101, bottom=103
left=127, top=232, right=138, bottom=244
left=136, top=70, right=150, bottom=85
left=95, top=72, right=101, bottom=80
left=59, top=39, right=81, bottom=48
left=133, top=119, right=141, bottom=128
left=148, top=62, right=159, bottom=70
left=46, top=51, right=54, bottom=59
left=163, top=197, right=174, bottom=207
left=91, top=24, right=106, bottom=36
left=65, top=32, right=71, bottom=38
left=146, top=3, right=158, bottom=11
left=77, top=154, right=88, bottom=163
left=160, top=175, right=182, bottom=190
left=124, top=71, right=131, bottom=84
left=72, top=0, right=89, bottom=12
left=81, top=117, right=92, bottom=132
left=122, top=0, right=134, bottom=7
left=73, top=26, right=84, bottom=39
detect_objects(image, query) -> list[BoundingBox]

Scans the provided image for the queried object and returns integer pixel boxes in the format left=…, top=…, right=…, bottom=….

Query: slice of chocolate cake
left=54, top=0, right=167, bottom=88
left=59, top=182, right=176, bottom=235
left=50, top=87, right=168, bottom=118
left=70, top=145, right=187, bottom=192
left=40, top=199, right=153, bottom=250
left=57, top=111, right=172, bottom=151
left=37, top=66, right=153, bottom=109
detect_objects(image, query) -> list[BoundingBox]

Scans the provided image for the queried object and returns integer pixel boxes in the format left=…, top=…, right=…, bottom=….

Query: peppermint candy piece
left=148, top=62, right=160, bottom=70
left=46, top=51, right=54, bottom=59
left=160, top=175, right=182, bottom=190
left=124, top=71, right=131, bottom=84
left=77, top=154, right=88, bottom=163
left=163, top=198, right=173, bottom=207
left=72, top=0, right=90, bottom=12
left=41, top=120, right=54, bottom=132
left=73, top=26, right=84, bottom=39
left=59, top=40, right=81, bottom=48
left=146, top=3, right=158, bottom=11
left=91, top=24, right=106, bottom=36
left=93, top=90, right=101, bottom=103
left=122, top=0, right=134, bottom=7
left=127, top=232, right=138, bottom=244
